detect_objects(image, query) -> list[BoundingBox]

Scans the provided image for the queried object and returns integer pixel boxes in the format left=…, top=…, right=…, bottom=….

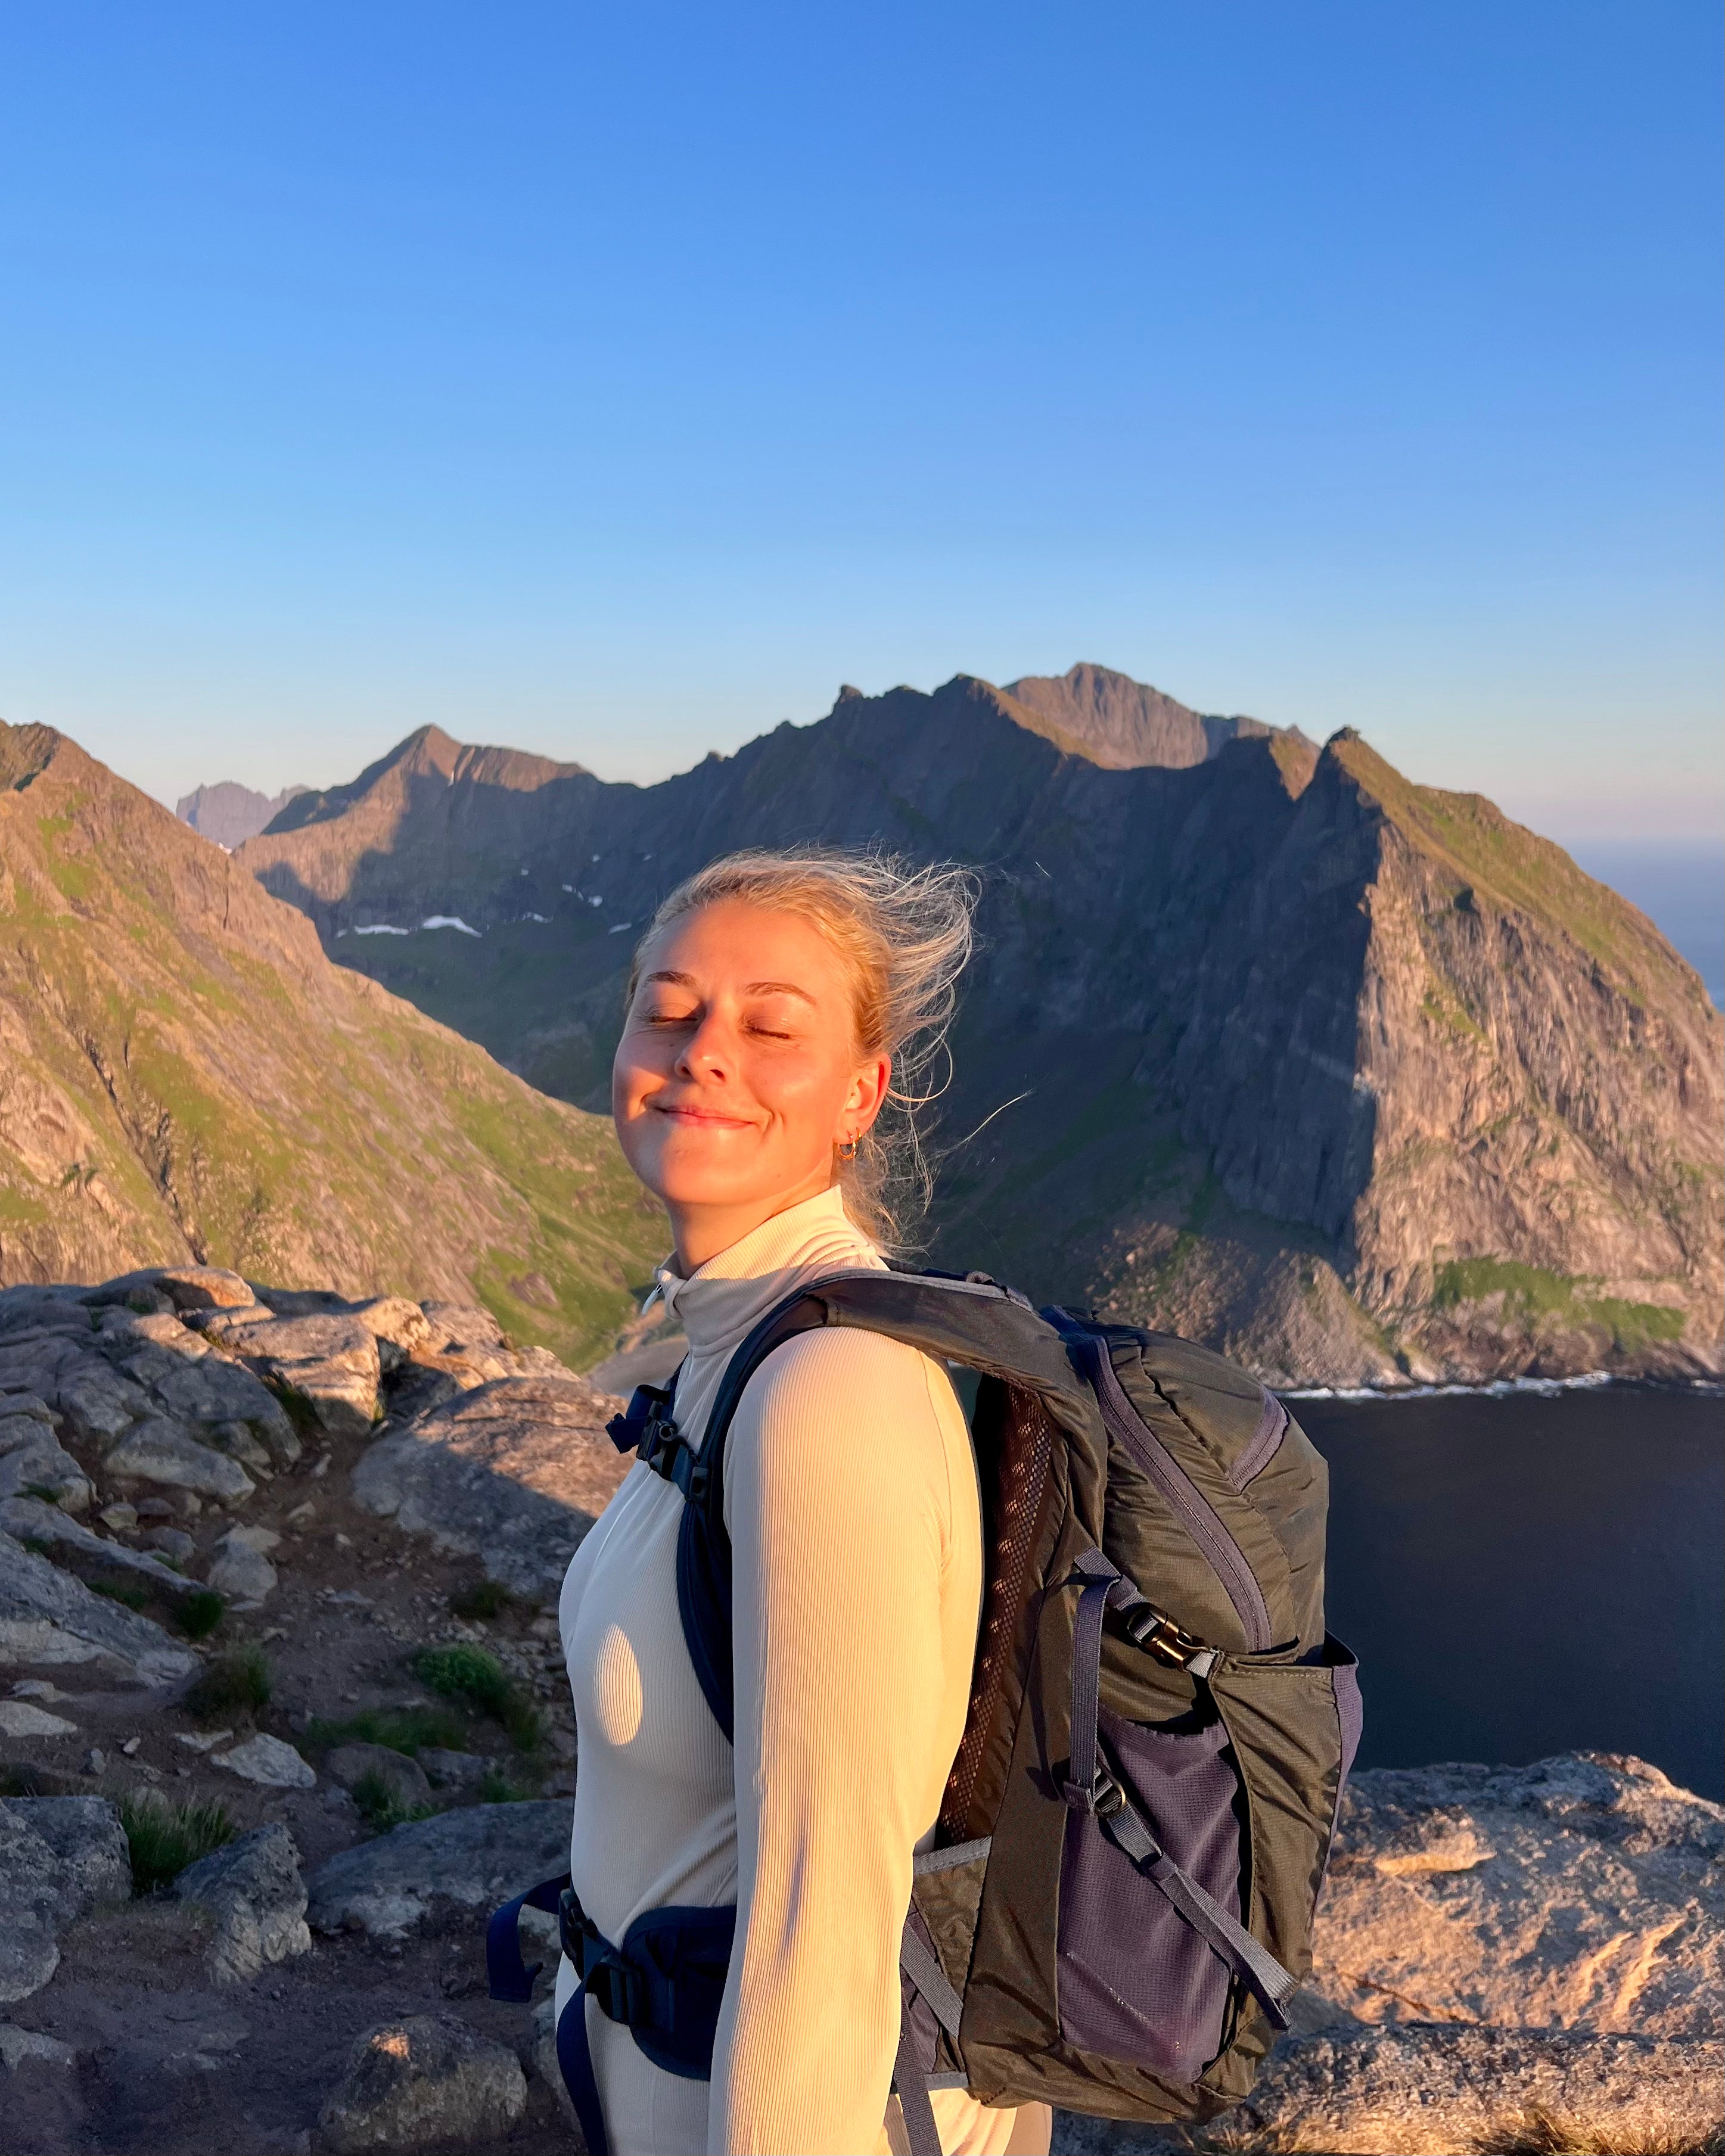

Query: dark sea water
left=1292, top=1385, right=1725, bottom=1799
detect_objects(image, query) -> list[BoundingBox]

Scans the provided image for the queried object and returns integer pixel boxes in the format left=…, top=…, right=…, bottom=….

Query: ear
left=843, top=1054, right=892, bottom=1138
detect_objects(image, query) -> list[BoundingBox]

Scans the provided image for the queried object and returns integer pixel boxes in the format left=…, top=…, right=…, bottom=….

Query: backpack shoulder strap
left=675, top=1268, right=1084, bottom=1743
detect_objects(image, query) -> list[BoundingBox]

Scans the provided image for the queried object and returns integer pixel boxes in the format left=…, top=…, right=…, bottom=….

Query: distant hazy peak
left=260, top=724, right=590, bottom=836
left=176, top=779, right=309, bottom=850
left=1003, top=662, right=1310, bottom=774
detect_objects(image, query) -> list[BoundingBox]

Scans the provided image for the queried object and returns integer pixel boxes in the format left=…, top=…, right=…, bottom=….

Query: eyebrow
left=643, top=970, right=818, bottom=1006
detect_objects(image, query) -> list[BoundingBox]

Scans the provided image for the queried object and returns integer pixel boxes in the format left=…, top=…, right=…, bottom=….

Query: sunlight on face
left=611, top=900, right=890, bottom=1265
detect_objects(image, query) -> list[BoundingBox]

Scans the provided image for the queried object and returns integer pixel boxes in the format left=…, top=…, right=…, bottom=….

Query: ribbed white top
left=556, top=1188, right=1033, bottom=2155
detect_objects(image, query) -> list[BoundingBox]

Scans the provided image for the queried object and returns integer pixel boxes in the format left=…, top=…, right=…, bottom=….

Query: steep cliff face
left=226, top=674, right=1724, bottom=1383
left=0, top=723, right=663, bottom=1365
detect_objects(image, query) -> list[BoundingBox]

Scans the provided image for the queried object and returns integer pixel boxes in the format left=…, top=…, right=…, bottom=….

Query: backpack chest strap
left=608, top=1376, right=713, bottom=1502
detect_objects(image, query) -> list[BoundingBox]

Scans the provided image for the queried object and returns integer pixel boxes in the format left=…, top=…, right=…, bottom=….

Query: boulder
left=419, top=1303, right=507, bottom=1355
left=0, top=1701, right=78, bottom=1738
left=1050, top=2027, right=1725, bottom=2155
left=204, top=1421, right=273, bottom=1472
left=0, top=2023, right=77, bottom=2071
left=324, top=1744, right=433, bottom=1812
left=204, top=1526, right=280, bottom=1606
left=0, top=1494, right=204, bottom=1599
left=1310, top=1752, right=1724, bottom=2037
left=0, top=1530, right=197, bottom=1685
left=0, top=1419, right=91, bottom=1513
left=153, top=1268, right=257, bottom=1313
left=0, top=1794, right=130, bottom=2003
left=354, top=1376, right=624, bottom=1595
left=418, top=1748, right=493, bottom=1795
left=306, top=1800, right=571, bottom=1939
left=213, top=1734, right=316, bottom=1789
left=104, top=1418, right=256, bottom=1503
left=318, top=2012, right=526, bottom=2152
left=144, top=1357, right=299, bottom=1465
left=173, top=1822, right=312, bottom=1984
left=530, top=1994, right=577, bottom=2126
left=348, top=1298, right=433, bottom=1358
left=203, top=1313, right=380, bottom=1441
left=52, top=1357, right=148, bottom=1446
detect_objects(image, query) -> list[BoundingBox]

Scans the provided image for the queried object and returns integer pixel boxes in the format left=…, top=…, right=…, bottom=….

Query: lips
left=652, top=1102, right=756, bottom=1131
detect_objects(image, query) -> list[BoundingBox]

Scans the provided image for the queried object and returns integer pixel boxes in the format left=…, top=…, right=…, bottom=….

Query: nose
left=675, top=1008, right=733, bottom=1082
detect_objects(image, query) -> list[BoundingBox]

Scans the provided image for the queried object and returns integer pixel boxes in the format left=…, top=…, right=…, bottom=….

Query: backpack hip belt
left=487, top=1875, right=735, bottom=2156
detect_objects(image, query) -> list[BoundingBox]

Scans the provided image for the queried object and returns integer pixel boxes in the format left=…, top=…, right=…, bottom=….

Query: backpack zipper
left=1083, top=1337, right=1275, bottom=1653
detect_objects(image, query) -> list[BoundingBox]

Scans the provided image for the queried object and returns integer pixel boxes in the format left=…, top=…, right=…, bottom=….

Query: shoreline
left=1282, top=1370, right=1725, bottom=1404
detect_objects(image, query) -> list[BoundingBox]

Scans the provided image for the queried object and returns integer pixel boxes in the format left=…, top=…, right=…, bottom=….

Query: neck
left=666, top=1168, right=840, bottom=1273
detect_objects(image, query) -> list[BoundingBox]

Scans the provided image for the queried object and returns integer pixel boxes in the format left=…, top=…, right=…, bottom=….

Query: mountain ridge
left=231, top=670, right=1724, bottom=1386
left=0, top=721, right=663, bottom=1367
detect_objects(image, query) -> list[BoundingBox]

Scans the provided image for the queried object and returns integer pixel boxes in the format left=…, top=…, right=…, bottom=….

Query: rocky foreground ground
left=1, top=1266, right=1720, bottom=2155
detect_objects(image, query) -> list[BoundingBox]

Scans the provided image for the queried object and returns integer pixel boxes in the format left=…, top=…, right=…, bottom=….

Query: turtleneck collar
left=652, top=1186, right=883, bottom=1358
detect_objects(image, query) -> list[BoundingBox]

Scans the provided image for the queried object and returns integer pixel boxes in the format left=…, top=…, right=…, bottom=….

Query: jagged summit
left=177, top=780, right=309, bottom=850
left=263, top=723, right=589, bottom=838
left=1003, top=661, right=1316, bottom=773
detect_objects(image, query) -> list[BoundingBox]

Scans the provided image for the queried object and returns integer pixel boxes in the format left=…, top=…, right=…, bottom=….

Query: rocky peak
left=176, top=782, right=309, bottom=850
left=1004, top=661, right=1313, bottom=773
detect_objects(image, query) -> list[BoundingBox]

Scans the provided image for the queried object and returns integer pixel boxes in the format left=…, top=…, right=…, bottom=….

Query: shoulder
left=744, top=1326, right=959, bottom=1435
left=726, top=1327, right=966, bottom=1527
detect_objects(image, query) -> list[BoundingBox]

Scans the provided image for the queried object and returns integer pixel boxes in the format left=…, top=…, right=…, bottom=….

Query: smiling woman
left=613, top=849, right=975, bottom=1264
left=548, top=850, right=1053, bottom=2156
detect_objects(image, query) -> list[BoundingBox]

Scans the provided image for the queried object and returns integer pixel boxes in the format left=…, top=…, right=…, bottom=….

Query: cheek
left=611, top=1032, right=664, bottom=1123
left=751, top=1047, right=848, bottom=1133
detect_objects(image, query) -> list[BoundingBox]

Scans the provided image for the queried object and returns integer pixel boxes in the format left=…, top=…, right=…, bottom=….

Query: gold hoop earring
left=837, top=1137, right=859, bottom=1161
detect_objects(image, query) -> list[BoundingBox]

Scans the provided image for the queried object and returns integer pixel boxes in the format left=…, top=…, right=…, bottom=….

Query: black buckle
left=588, top=1955, right=645, bottom=2025
left=1125, top=1603, right=1217, bottom=1672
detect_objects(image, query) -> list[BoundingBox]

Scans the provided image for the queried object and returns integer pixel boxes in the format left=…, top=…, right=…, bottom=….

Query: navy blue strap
left=484, top=1871, right=571, bottom=2003
left=556, top=1982, right=611, bottom=2156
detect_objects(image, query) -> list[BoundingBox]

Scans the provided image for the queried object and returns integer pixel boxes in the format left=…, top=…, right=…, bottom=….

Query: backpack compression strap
left=1061, top=1547, right=1298, bottom=2029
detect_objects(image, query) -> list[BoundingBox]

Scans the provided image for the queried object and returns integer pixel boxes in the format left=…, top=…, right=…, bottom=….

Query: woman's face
left=612, top=899, right=890, bottom=1264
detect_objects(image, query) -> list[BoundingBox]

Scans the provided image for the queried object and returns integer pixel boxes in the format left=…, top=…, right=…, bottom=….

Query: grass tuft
left=175, top=1588, right=225, bottom=1639
left=413, top=1644, right=542, bottom=1752
left=304, top=1704, right=466, bottom=1758
left=91, top=1579, right=149, bottom=1610
left=478, top=1764, right=537, bottom=1805
left=120, top=1793, right=236, bottom=1894
left=183, top=1645, right=271, bottom=1721
left=349, top=1768, right=440, bottom=1835
left=448, top=1579, right=512, bottom=1622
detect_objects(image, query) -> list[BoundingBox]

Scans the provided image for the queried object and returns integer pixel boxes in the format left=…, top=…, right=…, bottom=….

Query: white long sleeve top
left=557, top=1187, right=1031, bottom=2155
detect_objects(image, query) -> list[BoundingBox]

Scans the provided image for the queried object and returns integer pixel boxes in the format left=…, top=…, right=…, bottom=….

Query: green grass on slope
left=0, top=735, right=667, bottom=1351
left=1331, top=735, right=1708, bottom=1009
left=1432, top=1257, right=1686, bottom=1352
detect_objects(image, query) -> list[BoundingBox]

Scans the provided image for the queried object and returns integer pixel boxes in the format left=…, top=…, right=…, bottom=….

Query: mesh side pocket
left=1056, top=1710, right=1246, bottom=2085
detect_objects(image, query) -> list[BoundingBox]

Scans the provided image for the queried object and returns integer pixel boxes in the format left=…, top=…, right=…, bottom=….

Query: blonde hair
left=626, top=848, right=978, bottom=1246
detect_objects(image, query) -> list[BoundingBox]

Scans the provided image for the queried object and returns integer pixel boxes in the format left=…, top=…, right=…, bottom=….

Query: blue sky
left=0, top=2, right=1719, bottom=839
